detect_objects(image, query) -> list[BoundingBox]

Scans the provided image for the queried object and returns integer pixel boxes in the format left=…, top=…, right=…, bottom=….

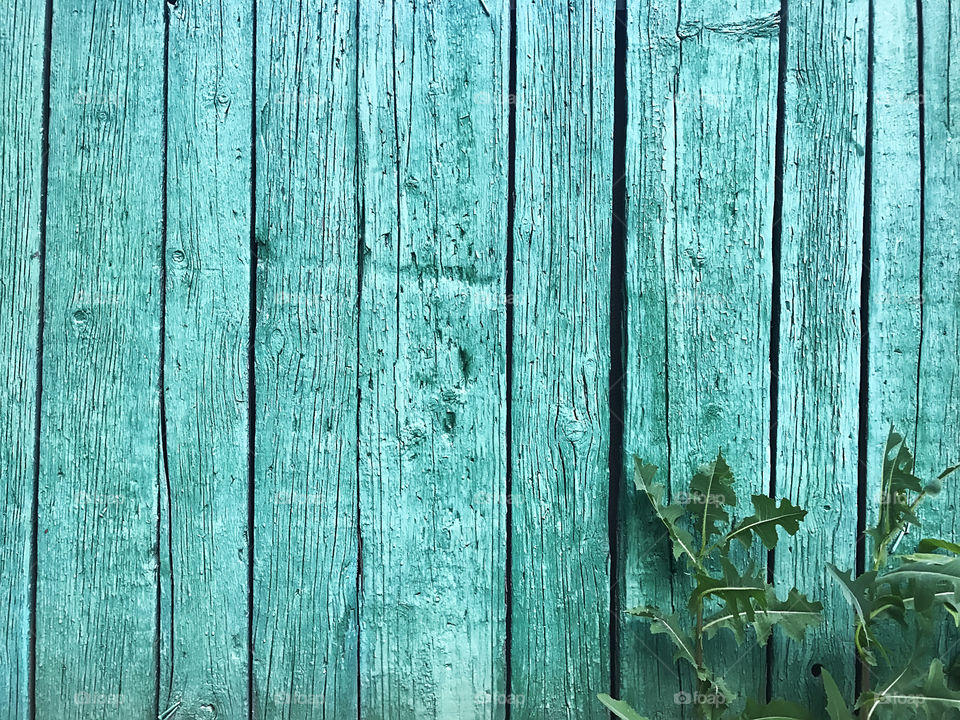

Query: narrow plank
left=35, top=1, right=165, bottom=717
left=916, top=1, right=960, bottom=553
left=512, top=1, right=614, bottom=716
left=160, top=0, right=252, bottom=717
left=620, top=1, right=680, bottom=714
left=866, top=1, right=922, bottom=557
left=772, top=0, right=868, bottom=703
left=252, top=0, right=359, bottom=717
left=357, top=1, right=509, bottom=716
left=668, top=0, right=779, bottom=707
left=0, top=0, right=45, bottom=715
left=621, top=1, right=779, bottom=713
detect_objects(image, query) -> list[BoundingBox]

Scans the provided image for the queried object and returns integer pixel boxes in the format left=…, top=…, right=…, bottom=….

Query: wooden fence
left=1, top=0, right=958, bottom=718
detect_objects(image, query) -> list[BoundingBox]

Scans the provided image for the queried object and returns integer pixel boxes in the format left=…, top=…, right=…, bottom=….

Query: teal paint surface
left=0, top=0, right=43, bottom=716
left=772, top=0, right=868, bottom=704
left=35, top=2, right=164, bottom=717
left=0, top=0, right=956, bottom=716
left=161, top=0, right=252, bottom=717
left=511, top=2, right=614, bottom=717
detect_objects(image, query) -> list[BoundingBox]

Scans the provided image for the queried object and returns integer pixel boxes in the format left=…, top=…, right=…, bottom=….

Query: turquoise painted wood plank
left=620, top=2, right=679, bottom=716
left=357, top=1, right=509, bottom=716
left=160, top=1, right=252, bottom=717
left=511, top=1, right=614, bottom=717
left=916, top=0, right=960, bottom=557
left=772, top=0, right=868, bottom=704
left=621, top=2, right=778, bottom=714
left=0, top=0, right=44, bottom=715
left=865, top=1, right=922, bottom=557
left=252, top=0, right=359, bottom=717
left=35, top=1, right=165, bottom=717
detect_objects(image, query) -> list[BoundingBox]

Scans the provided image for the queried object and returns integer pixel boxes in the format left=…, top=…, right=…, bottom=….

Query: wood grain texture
left=0, top=0, right=44, bottom=715
left=772, top=0, right=868, bottom=703
left=916, top=0, right=960, bottom=553
left=620, top=2, right=679, bottom=715
left=621, top=2, right=778, bottom=714
left=251, top=1, right=359, bottom=717
left=35, top=1, right=164, bottom=717
left=160, top=1, right=252, bottom=717
left=865, top=0, right=922, bottom=556
left=511, top=1, right=614, bottom=717
left=357, top=1, right=509, bottom=717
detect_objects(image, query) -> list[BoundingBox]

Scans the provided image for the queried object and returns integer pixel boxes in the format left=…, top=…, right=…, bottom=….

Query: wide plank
left=251, top=0, right=360, bottom=717
left=772, top=0, right=868, bottom=703
left=160, top=0, right=252, bottom=717
left=35, top=1, right=165, bottom=717
left=512, top=1, right=614, bottom=717
left=357, top=1, right=509, bottom=716
left=0, top=0, right=45, bottom=715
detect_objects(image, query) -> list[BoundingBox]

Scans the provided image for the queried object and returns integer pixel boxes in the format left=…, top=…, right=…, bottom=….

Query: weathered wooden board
left=511, top=1, right=614, bottom=717
left=35, top=1, right=165, bottom=717
left=251, top=0, right=359, bottom=717
left=357, top=1, right=509, bottom=717
left=772, top=0, right=868, bottom=703
left=0, top=0, right=44, bottom=715
left=160, top=0, right=252, bottom=717
left=621, top=1, right=779, bottom=714
left=916, top=0, right=960, bottom=555
left=865, top=0, right=922, bottom=557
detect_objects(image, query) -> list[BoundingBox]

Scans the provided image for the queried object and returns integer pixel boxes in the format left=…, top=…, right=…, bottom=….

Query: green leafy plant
left=599, top=452, right=823, bottom=720
left=821, top=427, right=960, bottom=719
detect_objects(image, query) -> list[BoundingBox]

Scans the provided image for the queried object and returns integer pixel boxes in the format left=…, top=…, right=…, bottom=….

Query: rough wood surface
left=916, top=0, right=960, bottom=554
left=511, top=1, right=614, bottom=717
left=622, top=2, right=778, bottom=714
left=160, top=1, right=252, bottom=717
left=865, top=0, right=922, bottom=556
left=772, top=0, right=868, bottom=703
left=0, top=0, right=44, bottom=715
left=251, top=1, right=360, bottom=717
left=35, top=1, right=165, bottom=717
left=357, top=1, right=509, bottom=717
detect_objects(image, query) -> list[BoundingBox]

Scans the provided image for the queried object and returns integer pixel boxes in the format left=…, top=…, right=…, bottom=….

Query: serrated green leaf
left=820, top=668, right=854, bottom=720
left=738, top=697, right=815, bottom=720
left=702, top=586, right=821, bottom=645
left=827, top=565, right=885, bottom=665
left=686, top=451, right=737, bottom=547
left=691, top=558, right=765, bottom=633
left=726, top=495, right=807, bottom=551
left=597, top=694, right=649, bottom=720
left=870, top=427, right=924, bottom=567
left=859, top=659, right=960, bottom=720
left=625, top=606, right=698, bottom=670
left=917, top=538, right=960, bottom=555
left=633, top=456, right=702, bottom=569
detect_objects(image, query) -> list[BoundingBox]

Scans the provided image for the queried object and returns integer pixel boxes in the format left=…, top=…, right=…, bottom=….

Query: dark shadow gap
left=608, top=1, right=628, bottom=705
left=855, top=0, right=876, bottom=696
left=505, top=0, right=518, bottom=715
left=765, top=0, right=788, bottom=703
left=914, top=0, right=927, bottom=447
left=247, top=1, right=259, bottom=717
left=29, top=0, right=54, bottom=717
left=156, top=3, right=173, bottom=718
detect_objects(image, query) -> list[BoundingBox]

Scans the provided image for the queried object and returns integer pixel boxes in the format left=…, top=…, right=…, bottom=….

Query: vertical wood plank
left=621, top=1, right=679, bottom=715
left=772, top=0, right=868, bottom=702
left=358, top=1, right=509, bottom=717
left=36, top=1, right=165, bottom=716
left=161, top=0, right=252, bottom=717
left=512, top=1, right=614, bottom=716
left=622, top=1, right=778, bottom=713
left=0, top=0, right=44, bottom=715
left=916, top=0, right=960, bottom=549
left=866, top=0, right=922, bottom=554
left=252, top=1, right=359, bottom=717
